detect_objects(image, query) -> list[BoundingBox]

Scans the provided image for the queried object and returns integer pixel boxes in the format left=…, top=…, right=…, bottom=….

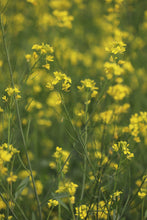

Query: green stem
left=141, top=199, right=144, bottom=220
left=61, top=93, right=94, bottom=174
left=8, top=111, right=11, bottom=146
left=58, top=203, right=61, bottom=220
left=6, top=106, right=12, bottom=219
left=69, top=199, right=75, bottom=220
left=80, top=102, right=88, bottom=201
left=47, top=207, right=54, bottom=220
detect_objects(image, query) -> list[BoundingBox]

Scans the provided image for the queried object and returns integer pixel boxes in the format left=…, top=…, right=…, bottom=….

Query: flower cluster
left=48, top=199, right=59, bottom=208
left=56, top=181, right=78, bottom=204
left=0, top=143, right=19, bottom=218
left=105, top=40, right=126, bottom=55
left=25, top=43, right=54, bottom=70
left=137, top=175, right=147, bottom=199
left=123, top=112, right=147, bottom=143
left=77, top=78, right=98, bottom=104
left=107, top=84, right=130, bottom=101
left=52, top=10, right=74, bottom=29
left=75, top=204, right=88, bottom=219
left=99, top=110, right=113, bottom=124
left=0, top=143, right=19, bottom=178
left=46, top=71, right=72, bottom=92
left=49, top=146, right=70, bottom=174
left=2, top=87, right=21, bottom=102
left=112, top=141, right=134, bottom=160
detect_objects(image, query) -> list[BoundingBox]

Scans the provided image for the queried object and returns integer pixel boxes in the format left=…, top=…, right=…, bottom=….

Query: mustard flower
left=0, top=150, right=12, bottom=162
left=112, top=141, right=134, bottom=160
left=138, top=175, right=147, bottom=199
left=0, top=214, right=5, bottom=220
left=0, top=107, right=4, bottom=112
left=25, top=54, right=31, bottom=62
left=32, top=43, right=54, bottom=54
left=35, top=180, right=43, bottom=195
left=2, top=96, right=8, bottom=102
left=104, top=62, right=124, bottom=79
left=107, top=84, right=130, bottom=100
left=77, top=78, right=98, bottom=103
left=53, top=10, right=74, bottom=28
left=42, top=63, right=50, bottom=70
left=0, top=197, right=6, bottom=210
left=46, top=71, right=71, bottom=92
left=105, top=40, right=126, bottom=54
left=7, top=172, right=17, bottom=183
left=5, top=87, right=20, bottom=96
left=65, top=182, right=78, bottom=196
left=110, top=191, right=123, bottom=201
left=48, top=199, right=59, bottom=208
left=75, top=204, right=88, bottom=219
left=100, top=110, right=113, bottom=124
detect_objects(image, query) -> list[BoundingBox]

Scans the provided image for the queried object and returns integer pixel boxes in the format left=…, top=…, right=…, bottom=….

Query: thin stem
left=61, top=94, right=94, bottom=173
left=0, top=15, right=42, bottom=220
left=69, top=200, right=75, bottom=220
left=141, top=199, right=144, bottom=220
left=80, top=102, right=88, bottom=201
left=7, top=107, right=11, bottom=218
left=47, top=207, right=54, bottom=220
left=58, top=204, right=61, bottom=220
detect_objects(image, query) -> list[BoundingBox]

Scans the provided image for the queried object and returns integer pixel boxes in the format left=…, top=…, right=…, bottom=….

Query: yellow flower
left=112, top=143, right=119, bottom=152
left=5, top=87, right=20, bottom=97
left=65, top=182, right=78, bottom=196
left=0, top=198, right=6, bottom=210
left=53, top=10, right=74, bottom=28
left=75, top=205, right=88, bottom=219
left=105, top=40, right=126, bottom=54
left=49, top=161, right=56, bottom=169
left=46, top=55, right=54, bottom=62
left=107, top=84, right=130, bottom=100
left=70, top=196, right=75, bottom=204
left=0, top=107, right=4, bottom=112
left=0, top=150, right=12, bottom=162
left=46, top=71, right=71, bottom=92
left=100, top=110, right=113, bottom=124
left=7, top=172, right=17, bottom=183
left=25, top=54, right=31, bottom=62
left=138, top=191, right=146, bottom=199
left=35, top=180, right=43, bottom=195
left=2, top=96, right=8, bottom=102
left=42, top=63, right=50, bottom=70
left=48, top=199, right=59, bottom=208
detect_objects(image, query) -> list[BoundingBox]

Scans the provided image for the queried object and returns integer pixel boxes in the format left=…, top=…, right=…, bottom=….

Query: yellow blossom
left=42, top=63, right=50, bottom=70
left=2, top=96, right=8, bottom=102
left=107, top=84, right=130, bottom=100
left=75, top=205, right=88, bottom=219
left=7, top=172, right=17, bottom=183
left=25, top=54, right=31, bottom=62
left=105, top=40, right=126, bottom=54
left=48, top=199, right=59, bottom=208
left=0, top=107, right=4, bottom=112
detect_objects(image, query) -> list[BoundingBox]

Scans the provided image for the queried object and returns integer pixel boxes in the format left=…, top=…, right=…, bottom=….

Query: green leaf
left=15, top=176, right=30, bottom=200
left=51, top=192, right=70, bottom=212
left=32, top=212, right=36, bottom=220
left=56, top=197, right=70, bottom=212
left=145, top=209, right=147, bottom=219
